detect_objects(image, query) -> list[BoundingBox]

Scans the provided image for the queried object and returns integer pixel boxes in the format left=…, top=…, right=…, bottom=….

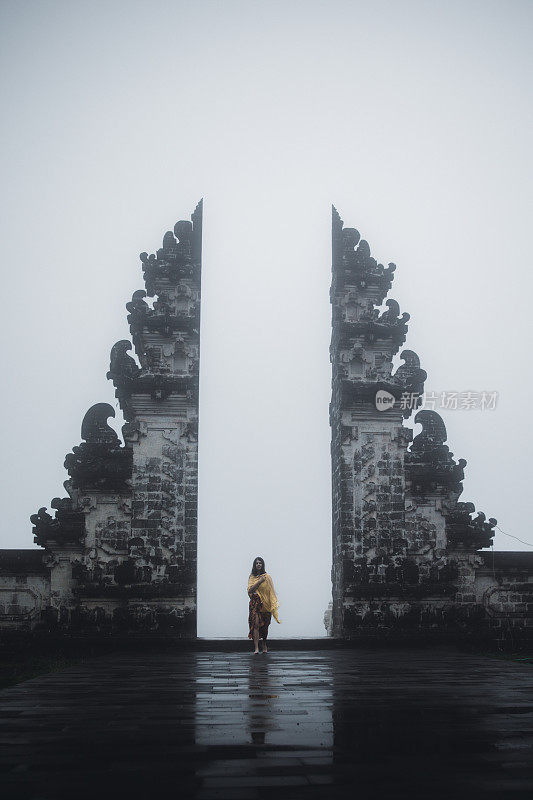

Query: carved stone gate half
left=27, top=202, right=203, bottom=634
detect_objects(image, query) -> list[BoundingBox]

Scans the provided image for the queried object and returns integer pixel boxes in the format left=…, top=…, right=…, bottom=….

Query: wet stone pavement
left=1, top=646, right=533, bottom=799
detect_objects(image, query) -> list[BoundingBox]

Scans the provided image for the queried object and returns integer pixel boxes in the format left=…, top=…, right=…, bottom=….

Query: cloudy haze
left=1, top=0, right=532, bottom=637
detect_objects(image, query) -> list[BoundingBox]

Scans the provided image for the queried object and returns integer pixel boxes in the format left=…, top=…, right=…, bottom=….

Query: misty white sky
left=1, top=0, right=532, bottom=638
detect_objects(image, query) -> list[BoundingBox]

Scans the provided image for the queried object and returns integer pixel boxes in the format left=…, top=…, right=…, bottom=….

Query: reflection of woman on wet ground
left=247, top=556, right=280, bottom=654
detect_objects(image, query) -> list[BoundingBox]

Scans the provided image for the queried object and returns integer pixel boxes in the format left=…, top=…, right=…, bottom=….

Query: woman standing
left=247, top=557, right=280, bottom=654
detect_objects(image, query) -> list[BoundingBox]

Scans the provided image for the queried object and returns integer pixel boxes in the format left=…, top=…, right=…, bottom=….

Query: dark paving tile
left=0, top=648, right=532, bottom=798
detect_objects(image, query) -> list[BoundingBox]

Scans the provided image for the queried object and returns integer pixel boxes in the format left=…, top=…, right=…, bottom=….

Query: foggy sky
left=1, top=0, right=532, bottom=637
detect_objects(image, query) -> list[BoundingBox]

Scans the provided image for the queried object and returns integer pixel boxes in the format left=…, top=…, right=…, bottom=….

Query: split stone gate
left=1, top=202, right=531, bottom=646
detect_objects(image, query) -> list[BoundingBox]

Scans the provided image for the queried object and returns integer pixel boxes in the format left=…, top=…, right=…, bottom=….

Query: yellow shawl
left=248, top=573, right=281, bottom=624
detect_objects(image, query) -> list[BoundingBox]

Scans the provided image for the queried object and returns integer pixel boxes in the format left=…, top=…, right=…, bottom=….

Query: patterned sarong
left=248, top=592, right=271, bottom=640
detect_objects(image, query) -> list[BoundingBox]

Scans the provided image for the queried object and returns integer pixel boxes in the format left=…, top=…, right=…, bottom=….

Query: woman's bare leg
left=261, top=638, right=268, bottom=653
left=253, top=625, right=260, bottom=653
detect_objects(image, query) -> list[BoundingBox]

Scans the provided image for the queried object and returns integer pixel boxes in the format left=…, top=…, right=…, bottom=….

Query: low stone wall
left=0, top=550, right=50, bottom=630
left=0, top=549, right=196, bottom=635
left=474, top=551, right=533, bottom=650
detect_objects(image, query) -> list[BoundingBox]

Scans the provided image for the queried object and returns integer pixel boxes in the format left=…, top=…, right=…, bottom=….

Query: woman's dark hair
left=251, top=556, right=266, bottom=576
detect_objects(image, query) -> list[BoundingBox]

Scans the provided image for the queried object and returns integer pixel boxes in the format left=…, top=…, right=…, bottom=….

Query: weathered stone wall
left=330, top=206, right=428, bottom=637
left=329, top=206, right=533, bottom=647
left=3, top=203, right=202, bottom=635
left=0, top=551, right=50, bottom=630
left=473, top=552, right=533, bottom=648
left=109, top=204, right=202, bottom=632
